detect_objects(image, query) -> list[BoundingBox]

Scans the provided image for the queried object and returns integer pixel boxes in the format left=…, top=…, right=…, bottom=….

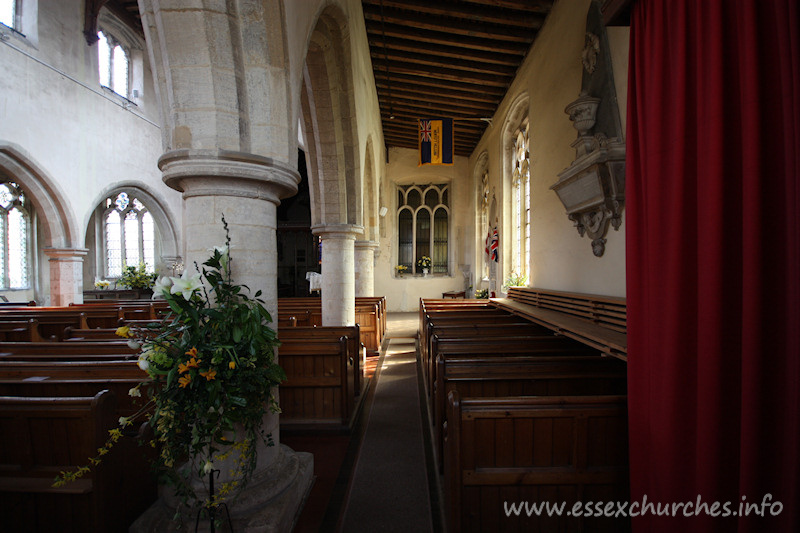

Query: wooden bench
left=444, top=391, right=630, bottom=532
left=432, top=355, right=627, bottom=469
left=0, top=319, right=45, bottom=342
left=278, top=335, right=360, bottom=431
left=493, top=288, right=627, bottom=360
left=0, top=390, right=157, bottom=532
left=0, top=341, right=139, bottom=356
left=279, top=326, right=364, bottom=395
left=0, top=360, right=144, bottom=380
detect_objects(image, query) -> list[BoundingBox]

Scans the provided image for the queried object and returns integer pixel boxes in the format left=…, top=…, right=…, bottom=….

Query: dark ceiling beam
left=381, top=115, right=489, bottom=135
left=370, top=50, right=517, bottom=76
left=83, top=0, right=109, bottom=45
left=377, top=88, right=496, bottom=114
left=380, top=97, right=496, bottom=120
left=460, top=0, right=554, bottom=13
left=363, top=7, right=535, bottom=43
left=105, top=0, right=145, bottom=37
left=365, top=20, right=531, bottom=55
left=367, top=34, right=522, bottom=67
left=375, top=79, right=504, bottom=103
left=361, top=0, right=544, bottom=28
left=372, top=58, right=511, bottom=87
left=370, top=49, right=518, bottom=77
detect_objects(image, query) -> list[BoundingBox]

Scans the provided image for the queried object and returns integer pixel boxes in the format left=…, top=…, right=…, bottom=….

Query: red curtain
left=626, top=1, right=799, bottom=531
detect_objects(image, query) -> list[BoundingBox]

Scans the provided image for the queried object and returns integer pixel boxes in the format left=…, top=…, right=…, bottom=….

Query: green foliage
left=502, top=271, right=528, bottom=290
left=416, top=256, right=432, bottom=269
left=474, top=288, right=489, bottom=299
left=117, top=262, right=157, bottom=290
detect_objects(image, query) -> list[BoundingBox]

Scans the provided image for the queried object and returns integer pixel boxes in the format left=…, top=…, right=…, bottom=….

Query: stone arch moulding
left=300, top=4, right=361, bottom=228
left=86, top=181, right=181, bottom=263
left=0, top=143, right=80, bottom=249
left=363, top=136, right=378, bottom=242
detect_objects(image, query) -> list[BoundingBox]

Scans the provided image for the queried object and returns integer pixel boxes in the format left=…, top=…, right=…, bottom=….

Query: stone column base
left=130, top=445, right=313, bottom=533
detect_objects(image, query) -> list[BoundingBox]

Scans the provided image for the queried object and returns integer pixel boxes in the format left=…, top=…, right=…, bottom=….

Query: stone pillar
left=131, top=150, right=313, bottom=532
left=43, top=248, right=88, bottom=306
left=354, top=240, right=379, bottom=297
left=312, top=224, right=364, bottom=326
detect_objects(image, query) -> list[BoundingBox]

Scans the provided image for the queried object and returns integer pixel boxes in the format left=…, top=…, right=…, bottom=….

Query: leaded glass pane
left=0, top=183, right=13, bottom=209
left=0, top=0, right=15, bottom=29
left=112, top=44, right=129, bottom=96
left=7, top=207, right=27, bottom=288
left=106, top=210, right=122, bottom=277
left=142, top=212, right=155, bottom=272
left=98, top=32, right=111, bottom=87
left=424, top=188, right=438, bottom=209
left=115, top=192, right=129, bottom=211
left=407, top=188, right=421, bottom=209
left=124, top=211, right=140, bottom=267
left=415, top=209, right=431, bottom=270
left=433, top=208, right=448, bottom=274
left=398, top=209, right=413, bottom=269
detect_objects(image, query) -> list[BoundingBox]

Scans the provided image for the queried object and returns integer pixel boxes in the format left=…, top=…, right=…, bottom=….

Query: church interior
left=0, top=0, right=797, bottom=531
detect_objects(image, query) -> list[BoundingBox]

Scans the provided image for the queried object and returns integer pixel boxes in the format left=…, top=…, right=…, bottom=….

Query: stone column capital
left=43, top=247, right=89, bottom=261
left=311, top=224, right=364, bottom=241
left=159, top=149, right=300, bottom=204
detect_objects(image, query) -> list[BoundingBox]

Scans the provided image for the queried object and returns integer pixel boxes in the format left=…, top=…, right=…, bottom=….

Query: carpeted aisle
left=338, top=313, right=435, bottom=532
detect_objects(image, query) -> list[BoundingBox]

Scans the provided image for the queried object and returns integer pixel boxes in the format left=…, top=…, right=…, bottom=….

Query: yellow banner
left=431, top=120, right=442, bottom=164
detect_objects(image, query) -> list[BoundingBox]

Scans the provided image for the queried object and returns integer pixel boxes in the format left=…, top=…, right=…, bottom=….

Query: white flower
left=128, top=387, right=141, bottom=397
left=119, top=416, right=128, bottom=426
left=127, top=340, right=141, bottom=350
left=137, top=355, right=150, bottom=371
left=152, top=276, right=172, bottom=299
left=208, top=245, right=229, bottom=269
left=203, top=460, right=214, bottom=474
left=169, top=270, right=202, bottom=300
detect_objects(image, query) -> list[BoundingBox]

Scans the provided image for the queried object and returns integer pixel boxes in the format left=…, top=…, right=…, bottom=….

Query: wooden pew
left=0, top=319, right=45, bottom=342
left=432, top=354, right=627, bottom=469
left=278, top=335, right=358, bottom=431
left=444, top=391, right=630, bottom=533
left=0, top=390, right=157, bottom=532
left=279, top=326, right=364, bottom=395
left=0, top=360, right=143, bottom=380
left=0, top=341, right=139, bottom=356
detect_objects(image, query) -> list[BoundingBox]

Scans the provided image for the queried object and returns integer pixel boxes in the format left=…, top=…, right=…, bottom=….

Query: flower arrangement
left=416, top=256, right=432, bottom=269
left=395, top=264, right=408, bottom=274
left=502, top=271, right=528, bottom=290
left=94, top=279, right=110, bottom=289
left=117, top=262, right=158, bottom=290
left=54, top=217, right=285, bottom=520
left=474, top=288, right=489, bottom=299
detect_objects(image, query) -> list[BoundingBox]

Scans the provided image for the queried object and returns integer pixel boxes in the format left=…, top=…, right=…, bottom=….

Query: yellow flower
left=178, top=362, right=189, bottom=374
left=115, top=326, right=131, bottom=338
left=185, top=347, right=198, bottom=357
left=228, top=361, right=236, bottom=370
left=178, top=375, right=191, bottom=388
left=200, top=369, right=217, bottom=381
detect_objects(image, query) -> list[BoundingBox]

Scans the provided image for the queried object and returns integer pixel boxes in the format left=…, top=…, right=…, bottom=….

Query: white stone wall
left=0, top=0, right=182, bottom=304
left=468, top=0, right=628, bottom=298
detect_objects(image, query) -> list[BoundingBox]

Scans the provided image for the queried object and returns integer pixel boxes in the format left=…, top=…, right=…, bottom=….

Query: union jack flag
left=490, top=227, right=499, bottom=262
left=419, top=120, right=431, bottom=142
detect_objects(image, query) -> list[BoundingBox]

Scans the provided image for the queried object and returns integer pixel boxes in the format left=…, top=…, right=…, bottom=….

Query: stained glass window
left=0, top=181, right=30, bottom=290
left=104, top=192, right=155, bottom=277
left=98, top=30, right=130, bottom=98
left=396, top=184, right=449, bottom=275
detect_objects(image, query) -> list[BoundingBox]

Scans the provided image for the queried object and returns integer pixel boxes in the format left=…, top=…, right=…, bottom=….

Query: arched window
left=0, top=181, right=30, bottom=289
left=511, top=119, right=530, bottom=278
left=103, top=192, right=155, bottom=278
left=97, top=30, right=130, bottom=97
left=397, top=184, right=449, bottom=275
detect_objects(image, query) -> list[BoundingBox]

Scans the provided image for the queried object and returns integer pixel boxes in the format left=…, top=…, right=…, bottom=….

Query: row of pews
left=0, top=301, right=163, bottom=532
left=0, top=295, right=386, bottom=531
left=420, top=292, right=630, bottom=532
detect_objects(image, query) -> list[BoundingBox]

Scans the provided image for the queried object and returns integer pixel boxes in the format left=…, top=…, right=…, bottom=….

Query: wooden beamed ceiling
left=363, top=0, right=554, bottom=157
left=90, top=1, right=557, bottom=159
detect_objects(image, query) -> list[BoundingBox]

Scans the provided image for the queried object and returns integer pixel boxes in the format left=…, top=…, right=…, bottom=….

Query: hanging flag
left=419, top=118, right=454, bottom=166
left=484, top=229, right=492, bottom=258
left=490, top=227, right=499, bottom=262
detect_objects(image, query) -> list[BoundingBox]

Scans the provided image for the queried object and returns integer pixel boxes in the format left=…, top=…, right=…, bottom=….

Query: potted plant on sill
left=116, top=262, right=158, bottom=298
left=416, top=256, right=432, bottom=276
left=55, top=217, right=286, bottom=528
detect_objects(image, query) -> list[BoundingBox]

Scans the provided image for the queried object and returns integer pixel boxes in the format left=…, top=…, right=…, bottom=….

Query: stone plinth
left=43, top=248, right=88, bottom=306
